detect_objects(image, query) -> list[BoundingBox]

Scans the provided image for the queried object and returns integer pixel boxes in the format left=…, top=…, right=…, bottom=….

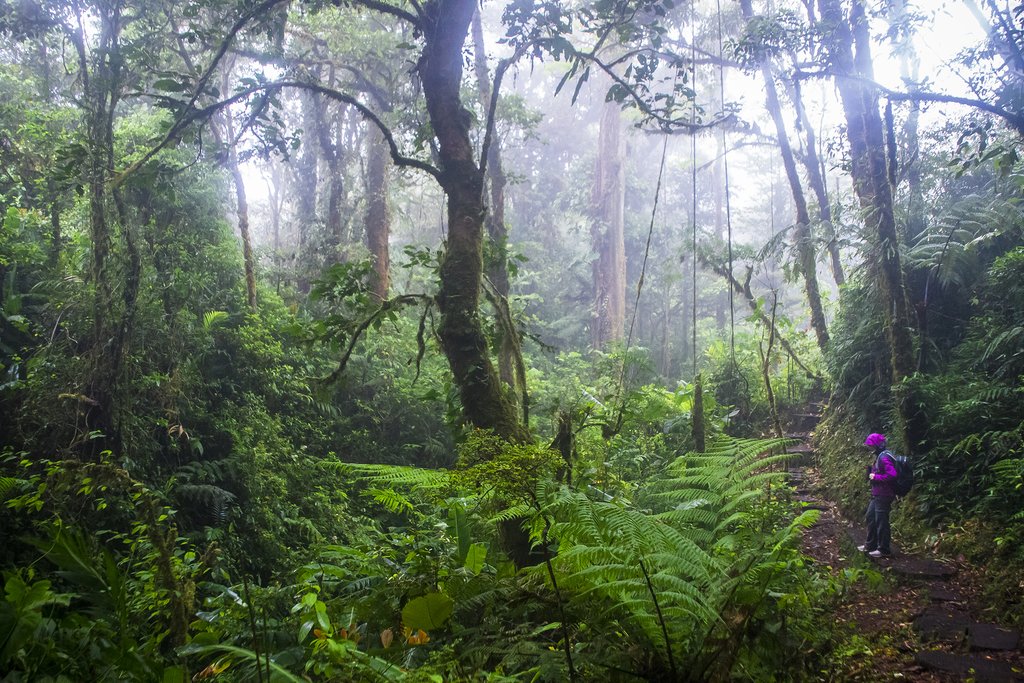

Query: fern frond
left=0, top=476, right=22, bottom=500
left=490, top=503, right=532, bottom=522
left=365, top=487, right=414, bottom=513
left=174, top=483, right=236, bottom=525
left=324, top=463, right=449, bottom=489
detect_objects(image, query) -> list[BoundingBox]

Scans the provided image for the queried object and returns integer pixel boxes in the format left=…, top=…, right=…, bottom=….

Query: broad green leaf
left=161, top=666, right=188, bottom=683
left=401, top=592, right=453, bottom=631
left=464, top=543, right=487, bottom=575
left=153, top=78, right=189, bottom=92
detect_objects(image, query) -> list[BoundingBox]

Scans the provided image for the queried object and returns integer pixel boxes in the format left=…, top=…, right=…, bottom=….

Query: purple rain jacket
left=867, top=450, right=898, bottom=498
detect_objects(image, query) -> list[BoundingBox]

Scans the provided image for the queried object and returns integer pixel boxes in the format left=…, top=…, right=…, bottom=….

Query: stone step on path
left=795, top=495, right=828, bottom=511
left=789, top=431, right=1023, bottom=682
left=926, top=586, right=963, bottom=603
left=914, top=651, right=1024, bottom=682
left=841, top=524, right=1023, bottom=680
left=788, top=413, right=822, bottom=433
left=913, top=607, right=1021, bottom=650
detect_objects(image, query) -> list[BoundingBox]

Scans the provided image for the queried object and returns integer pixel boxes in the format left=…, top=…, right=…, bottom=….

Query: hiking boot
left=867, top=550, right=891, bottom=559
left=857, top=545, right=872, bottom=552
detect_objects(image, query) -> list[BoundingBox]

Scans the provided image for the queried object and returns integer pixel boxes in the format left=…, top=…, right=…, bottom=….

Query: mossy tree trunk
left=420, top=0, right=529, bottom=444
left=365, top=127, right=391, bottom=299
left=219, top=69, right=257, bottom=310
left=77, top=3, right=135, bottom=453
left=818, top=0, right=926, bottom=453
left=471, top=10, right=518, bottom=396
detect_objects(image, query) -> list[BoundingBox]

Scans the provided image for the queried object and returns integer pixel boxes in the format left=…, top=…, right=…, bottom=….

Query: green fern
left=365, top=487, right=414, bottom=513
left=908, top=193, right=1024, bottom=289
left=202, top=310, right=229, bottom=330
left=324, top=462, right=449, bottom=490
left=520, top=435, right=812, bottom=677
left=168, top=459, right=238, bottom=526
left=0, top=476, right=23, bottom=500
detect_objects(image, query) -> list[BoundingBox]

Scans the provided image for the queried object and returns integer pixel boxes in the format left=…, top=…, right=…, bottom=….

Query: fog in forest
left=2, top=0, right=1023, bottom=679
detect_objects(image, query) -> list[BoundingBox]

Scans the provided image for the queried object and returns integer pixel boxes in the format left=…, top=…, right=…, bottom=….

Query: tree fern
left=168, top=460, right=238, bottom=527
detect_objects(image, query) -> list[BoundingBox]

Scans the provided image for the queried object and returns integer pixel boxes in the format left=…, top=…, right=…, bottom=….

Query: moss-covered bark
left=420, top=0, right=528, bottom=444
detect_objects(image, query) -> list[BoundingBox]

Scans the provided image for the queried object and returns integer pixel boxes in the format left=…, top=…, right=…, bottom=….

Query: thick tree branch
left=323, top=294, right=430, bottom=383
left=346, top=0, right=421, bottom=27
left=795, top=69, right=1024, bottom=135
left=116, top=80, right=441, bottom=187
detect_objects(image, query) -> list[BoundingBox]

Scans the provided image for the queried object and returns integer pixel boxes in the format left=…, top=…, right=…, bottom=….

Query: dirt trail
left=787, top=412, right=1024, bottom=682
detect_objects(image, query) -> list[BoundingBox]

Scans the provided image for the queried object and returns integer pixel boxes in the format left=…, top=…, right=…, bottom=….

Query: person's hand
left=868, top=473, right=876, bottom=480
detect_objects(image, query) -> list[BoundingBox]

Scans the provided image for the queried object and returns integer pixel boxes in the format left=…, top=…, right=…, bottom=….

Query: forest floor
left=790, top=458, right=1024, bottom=682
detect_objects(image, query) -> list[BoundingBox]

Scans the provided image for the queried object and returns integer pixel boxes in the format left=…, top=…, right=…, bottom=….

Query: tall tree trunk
left=790, top=79, right=846, bottom=286
left=40, top=41, right=62, bottom=270
left=741, top=0, right=829, bottom=351
left=79, top=7, right=120, bottom=449
left=818, top=0, right=925, bottom=453
left=711, top=137, right=727, bottom=330
left=294, top=88, right=320, bottom=293
left=420, top=0, right=528, bottom=444
left=365, top=128, right=391, bottom=299
left=692, top=374, right=706, bottom=452
left=48, top=183, right=62, bottom=270
left=263, top=162, right=285, bottom=293
left=795, top=1, right=846, bottom=287
left=591, top=97, right=626, bottom=349
left=228, top=156, right=257, bottom=310
left=887, top=0, right=924, bottom=244
left=218, top=69, right=257, bottom=310
left=315, top=76, right=345, bottom=264
left=471, top=9, right=518, bottom=396
left=760, top=293, right=785, bottom=441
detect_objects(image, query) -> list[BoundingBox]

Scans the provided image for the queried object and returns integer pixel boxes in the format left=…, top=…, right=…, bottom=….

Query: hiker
left=858, top=432, right=897, bottom=558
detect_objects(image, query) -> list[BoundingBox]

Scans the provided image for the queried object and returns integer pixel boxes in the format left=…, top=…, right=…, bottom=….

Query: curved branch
left=798, top=69, right=1024, bottom=135
left=701, top=256, right=822, bottom=381
left=115, top=80, right=441, bottom=187
left=881, top=88, right=1024, bottom=136
left=552, top=40, right=732, bottom=132
left=347, top=0, right=421, bottom=26
left=279, top=81, right=438, bottom=177
left=479, top=46, right=525, bottom=183
left=638, top=39, right=745, bottom=70
left=184, top=0, right=289, bottom=118
left=323, top=294, right=431, bottom=383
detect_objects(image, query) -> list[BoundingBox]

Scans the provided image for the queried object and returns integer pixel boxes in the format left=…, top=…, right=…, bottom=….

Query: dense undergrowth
left=2, top=1, right=1024, bottom=678
left=817, top=159, right=1024, bottom=625
left=0, top=163, right=841, bottom=679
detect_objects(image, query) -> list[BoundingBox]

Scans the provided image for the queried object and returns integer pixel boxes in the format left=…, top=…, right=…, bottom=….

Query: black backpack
left=881, top=450, right=914, bottom=497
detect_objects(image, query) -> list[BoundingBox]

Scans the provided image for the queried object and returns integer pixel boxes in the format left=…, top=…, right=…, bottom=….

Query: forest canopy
left=1, top=0, right=1023, bottom=680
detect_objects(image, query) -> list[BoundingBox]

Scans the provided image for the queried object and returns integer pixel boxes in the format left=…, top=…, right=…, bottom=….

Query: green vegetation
left=2, top=0, right=1023, bottom=679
